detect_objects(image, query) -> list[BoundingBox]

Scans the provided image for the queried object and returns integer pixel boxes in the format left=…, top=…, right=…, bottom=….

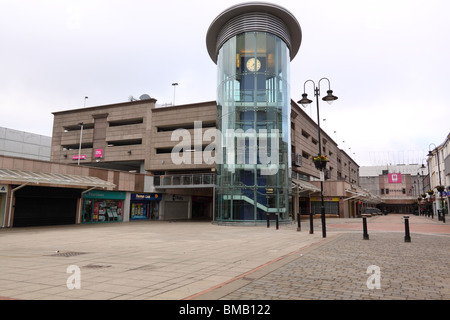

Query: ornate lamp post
left=428, top=144, right=445, bottom=222
left=298, top=78, right=338, bottom=238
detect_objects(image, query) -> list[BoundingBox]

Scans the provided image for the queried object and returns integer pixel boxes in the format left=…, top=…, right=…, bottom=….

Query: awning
left=344, top=188, right=382, bottom=204
left=344, top=189, right=365, bottom=201
left=292, top=178, right=321, bottom=193
left=0, top=168, right=116, bottom=189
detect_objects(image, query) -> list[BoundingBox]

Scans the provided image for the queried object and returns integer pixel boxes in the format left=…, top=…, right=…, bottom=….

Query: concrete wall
left=0, top=127, right=51, bottom=161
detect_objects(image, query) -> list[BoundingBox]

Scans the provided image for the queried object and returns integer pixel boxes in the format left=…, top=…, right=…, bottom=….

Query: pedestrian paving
left=0, top=214, right=449, bottom=300
left=206, top=232, right=450, bottom=300
left=190, top=214, right=450, bottom=300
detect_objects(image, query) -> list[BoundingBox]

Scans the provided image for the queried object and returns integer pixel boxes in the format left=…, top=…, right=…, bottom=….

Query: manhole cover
left=48, top=251, right=88, bottom=258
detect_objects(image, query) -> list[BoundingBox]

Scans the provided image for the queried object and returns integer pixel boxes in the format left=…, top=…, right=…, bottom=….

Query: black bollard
left=267, top=213, right=270, bottom=228
left=276, top=213, right=279, bottom=230
left=404, top=216, right=411, bottom=242
left=297, top=213, right=301, bottom=232
left=362, top=214, right=369, bottom=240
left=309, top=212, right=314, bottom=234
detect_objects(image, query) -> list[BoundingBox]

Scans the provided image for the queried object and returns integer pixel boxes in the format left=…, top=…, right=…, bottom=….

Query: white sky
left=0, top=0, right=449, bottom=166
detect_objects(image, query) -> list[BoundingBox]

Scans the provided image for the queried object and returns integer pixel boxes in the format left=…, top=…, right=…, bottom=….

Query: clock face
left=246, top=58, right=261, bottom=72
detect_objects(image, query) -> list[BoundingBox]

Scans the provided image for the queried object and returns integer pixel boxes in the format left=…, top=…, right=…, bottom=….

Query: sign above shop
left=131, top=193, right=161, bottom=201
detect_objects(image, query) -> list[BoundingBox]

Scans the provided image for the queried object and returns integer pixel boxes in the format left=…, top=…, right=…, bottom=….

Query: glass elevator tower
left=206, top=2, right=302, bottom=223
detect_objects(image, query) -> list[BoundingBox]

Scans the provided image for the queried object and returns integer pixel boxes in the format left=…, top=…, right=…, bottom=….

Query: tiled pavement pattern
left=1, top=215, right=449, bottom=300
left=216, top=232, right=450, bottom=300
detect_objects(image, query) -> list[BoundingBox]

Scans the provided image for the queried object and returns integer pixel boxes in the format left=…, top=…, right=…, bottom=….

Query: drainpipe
left=7, top=182, right=31, bottom=228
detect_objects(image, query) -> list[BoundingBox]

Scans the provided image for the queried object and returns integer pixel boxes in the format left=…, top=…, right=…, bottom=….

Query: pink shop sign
left=388, top=173, right=402, bottom=184
left=95, top=149, right=103, bottom=158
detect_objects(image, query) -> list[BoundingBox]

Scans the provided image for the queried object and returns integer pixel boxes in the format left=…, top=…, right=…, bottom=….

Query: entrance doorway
left=192, top=196, right=212, bottom=220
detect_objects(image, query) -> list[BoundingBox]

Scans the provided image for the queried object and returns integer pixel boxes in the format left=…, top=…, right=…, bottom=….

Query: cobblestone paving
left=220, top=232, right=450, bottom=300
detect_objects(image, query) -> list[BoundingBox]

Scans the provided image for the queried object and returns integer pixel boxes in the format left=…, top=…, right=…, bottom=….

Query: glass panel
left=216, top=31, right=291, bottom=222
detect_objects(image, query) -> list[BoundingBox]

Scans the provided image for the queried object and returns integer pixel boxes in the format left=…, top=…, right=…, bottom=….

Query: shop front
left=311, top=197, right=340, bottom=217
left=82, top=190, right=126, bottom=223
left=130, top=193, right=161, bottom=220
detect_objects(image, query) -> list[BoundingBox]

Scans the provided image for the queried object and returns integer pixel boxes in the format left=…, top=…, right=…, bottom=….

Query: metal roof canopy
left=292, top=178, right=321, bottom=193
left=0, top=168, right=116, bottom=189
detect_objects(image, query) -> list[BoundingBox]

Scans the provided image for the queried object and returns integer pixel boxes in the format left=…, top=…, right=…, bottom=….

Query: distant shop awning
left=292, top=178, right=321, bottom=193
left=344, top=188, right=382, bottom=204
left=0, top=168, right=116, bottom=189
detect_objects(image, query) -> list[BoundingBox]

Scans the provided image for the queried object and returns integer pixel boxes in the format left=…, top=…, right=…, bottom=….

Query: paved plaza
left=0, top=214, right=449, bottom=301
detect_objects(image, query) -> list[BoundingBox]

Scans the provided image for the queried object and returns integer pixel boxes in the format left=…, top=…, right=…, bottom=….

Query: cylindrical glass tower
left=206, top=2, right=302, bottom=224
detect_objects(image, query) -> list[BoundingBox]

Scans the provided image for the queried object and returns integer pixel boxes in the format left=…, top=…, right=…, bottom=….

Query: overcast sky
left=1, top=0, right=449, bottom=166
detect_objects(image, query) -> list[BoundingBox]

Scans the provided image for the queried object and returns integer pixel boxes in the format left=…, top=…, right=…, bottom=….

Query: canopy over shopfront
left=0, top=168, right=116, bottom=227
left=344, top=186, right=382, bottom=205
left=0, top=168, right=116, bottom=189
left=292, top=178, right=321, bottom=194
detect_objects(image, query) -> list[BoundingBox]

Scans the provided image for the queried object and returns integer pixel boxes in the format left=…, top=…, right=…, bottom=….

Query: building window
left=157, top=122, right=215, bottom=132
left=301, top=130, right=310, bottom=139
left=107, top=139, right=142, bottom=147
left=63, top=123, right=94, bottom=132
left=62, top=143, right=93, bottom=150
left=109, top=118, right=143, bottom=127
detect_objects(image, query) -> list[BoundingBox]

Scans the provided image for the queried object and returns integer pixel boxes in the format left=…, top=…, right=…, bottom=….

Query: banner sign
left=388, top=173, right=402, bottom=184
left=95, top=149, right=103, bottom=158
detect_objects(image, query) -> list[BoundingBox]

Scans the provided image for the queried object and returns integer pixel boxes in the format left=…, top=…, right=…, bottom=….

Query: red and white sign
left=388, top=173, right=402, bottom=184
left=72, top=155, right=86, bottom=160
left=95, top=149, right=103, bottom=158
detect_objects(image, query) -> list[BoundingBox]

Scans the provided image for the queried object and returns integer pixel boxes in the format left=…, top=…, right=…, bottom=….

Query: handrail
left=154, top=173, right=216, bottom=187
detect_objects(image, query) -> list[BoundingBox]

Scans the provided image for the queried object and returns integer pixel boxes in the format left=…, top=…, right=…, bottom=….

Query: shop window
left=84, top=199, right=123, bottom=223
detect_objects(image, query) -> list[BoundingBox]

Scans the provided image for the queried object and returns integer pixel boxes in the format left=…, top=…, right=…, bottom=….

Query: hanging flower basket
left=421, top=193, right=427, bottom=199
left=427, top=190, right=434, bottom=196
left=313, top=155, right=328, bottom=170
left=436, top=185, right=445, bottom=193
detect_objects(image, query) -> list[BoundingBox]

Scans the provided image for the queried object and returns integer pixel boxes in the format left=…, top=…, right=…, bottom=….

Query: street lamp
left=298, top=78, right=338, bottom=238
left=428, top=144, right=444, bottom=222
left=172, top=83, right=179, bottom=106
